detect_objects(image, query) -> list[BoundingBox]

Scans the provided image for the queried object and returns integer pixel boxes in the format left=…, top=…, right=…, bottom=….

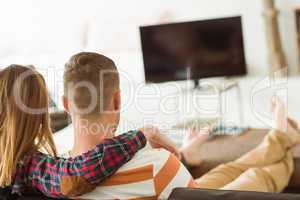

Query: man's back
left=73, top=145, right=195, bottom=199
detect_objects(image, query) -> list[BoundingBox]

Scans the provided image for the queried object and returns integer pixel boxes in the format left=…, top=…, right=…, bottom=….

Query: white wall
left=86, top=0, right=269, bottom=79
left=0, top=0, right=299, bottom=80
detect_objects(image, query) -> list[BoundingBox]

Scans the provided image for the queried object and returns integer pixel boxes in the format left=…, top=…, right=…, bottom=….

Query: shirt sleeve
left=12, top=130, right=147, bottom=198
left=77, top=130, right=147, bottom=185
left=153, top=152, right=195, bottom=199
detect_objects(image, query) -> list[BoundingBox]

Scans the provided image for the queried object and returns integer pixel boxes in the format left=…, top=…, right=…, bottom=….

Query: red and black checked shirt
left=12, top=130, right=146, bottom=198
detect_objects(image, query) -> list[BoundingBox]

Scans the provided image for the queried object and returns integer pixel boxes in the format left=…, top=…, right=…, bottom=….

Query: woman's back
left=0, top=65, right=57, bottom=188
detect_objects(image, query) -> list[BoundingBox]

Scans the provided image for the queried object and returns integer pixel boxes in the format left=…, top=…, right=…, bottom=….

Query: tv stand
left=192, top=78, right=239, bottom=93
left=194, top=79, right=200, bottom=89
left=191, top=78, right=244, bottom=125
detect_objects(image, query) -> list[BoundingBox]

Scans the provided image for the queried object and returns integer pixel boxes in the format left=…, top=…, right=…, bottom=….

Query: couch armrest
left=288, top=158, right=300, bottom=190
left=50, top=111, right=71, bottom=133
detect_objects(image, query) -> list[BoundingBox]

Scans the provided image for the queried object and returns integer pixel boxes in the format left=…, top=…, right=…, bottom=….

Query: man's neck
left=71, top=116, right=115, bottom=157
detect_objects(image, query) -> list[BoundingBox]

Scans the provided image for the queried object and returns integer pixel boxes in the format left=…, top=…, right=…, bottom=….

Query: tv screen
left=140, top=16, right=247, bottom=83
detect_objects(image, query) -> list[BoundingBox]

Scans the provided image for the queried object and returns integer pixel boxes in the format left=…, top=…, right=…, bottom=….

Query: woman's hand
left=139, top=126, right=181, bottom=159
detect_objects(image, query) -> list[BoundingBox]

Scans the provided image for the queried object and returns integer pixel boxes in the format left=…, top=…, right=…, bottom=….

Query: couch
left=168, top=188, right=300, bottom=200
left=166, top=128, right=300, bottom=199
left=6, top=121, right=300, bottom=199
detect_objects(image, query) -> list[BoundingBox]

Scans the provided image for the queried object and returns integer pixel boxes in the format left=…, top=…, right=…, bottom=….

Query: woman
left=0, top=65, right=149, bottom=198
left=0, top=64, right=179, bottom=198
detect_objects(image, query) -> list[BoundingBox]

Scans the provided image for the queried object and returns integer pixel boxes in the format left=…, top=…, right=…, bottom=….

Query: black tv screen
left=140, top=16, right=247, bottom=83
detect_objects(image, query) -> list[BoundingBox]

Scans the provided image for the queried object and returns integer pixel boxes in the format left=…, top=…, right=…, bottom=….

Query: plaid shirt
left=12, top=130, right=146, bottom=198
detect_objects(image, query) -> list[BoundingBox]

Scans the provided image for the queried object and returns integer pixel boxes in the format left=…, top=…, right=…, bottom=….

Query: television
left=140, top=16, right=247, bottom=85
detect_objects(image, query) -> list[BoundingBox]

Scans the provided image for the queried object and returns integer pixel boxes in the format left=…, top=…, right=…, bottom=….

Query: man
left=9, top=65, right=179, bottom=198
left=62, top=52, right=299, bottom=199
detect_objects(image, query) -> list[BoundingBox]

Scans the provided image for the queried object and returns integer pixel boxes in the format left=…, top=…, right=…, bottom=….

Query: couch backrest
left=0, top=187, right=69, bottom=200
left=168, top=188, right=300, bottom=200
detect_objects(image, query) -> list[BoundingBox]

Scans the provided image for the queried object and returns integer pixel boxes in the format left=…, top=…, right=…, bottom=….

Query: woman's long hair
left=0, top=65, right=57, bottom=187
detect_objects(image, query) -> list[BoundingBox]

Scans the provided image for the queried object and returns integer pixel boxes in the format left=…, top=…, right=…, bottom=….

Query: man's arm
left=77, top=130, right=147, bottom=185
left=12, top=130, right=146, bottom=198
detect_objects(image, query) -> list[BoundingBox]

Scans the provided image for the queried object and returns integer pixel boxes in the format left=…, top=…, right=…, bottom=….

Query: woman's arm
left=12, top=130, right=146, bottom=198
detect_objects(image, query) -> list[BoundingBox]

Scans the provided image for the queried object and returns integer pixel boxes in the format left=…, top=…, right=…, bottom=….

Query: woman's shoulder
left=19, top=151, right=66, bottom=169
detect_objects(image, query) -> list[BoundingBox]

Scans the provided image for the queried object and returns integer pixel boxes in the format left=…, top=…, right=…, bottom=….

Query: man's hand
left=139, top=126, right=181, bottom=159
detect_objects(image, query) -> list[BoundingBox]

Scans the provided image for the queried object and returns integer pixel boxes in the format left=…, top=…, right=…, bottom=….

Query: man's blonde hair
left=64, top=52, right=120, bottom=118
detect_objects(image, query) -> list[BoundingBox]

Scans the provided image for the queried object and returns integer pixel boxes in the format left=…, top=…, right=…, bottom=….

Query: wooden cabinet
left=295, top=9, right=300, bottom=72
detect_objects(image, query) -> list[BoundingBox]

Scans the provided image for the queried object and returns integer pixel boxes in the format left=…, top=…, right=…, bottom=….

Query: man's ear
left=113, top=90, right=121, bottom=112
left=62, top=95, right=70, bottom=114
